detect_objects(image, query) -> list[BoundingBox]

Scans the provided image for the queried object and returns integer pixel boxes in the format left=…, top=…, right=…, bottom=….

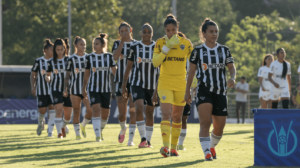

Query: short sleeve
left=298, top=65, right=300, bottom=73
left=225, top=48, right=234, bottom=65
left=287, top=63, right=291, bottom=75
left=66, top=58, right=72, bottom=71
left=127, top=46, right=135, bottom=62
left=269, top=62, right=275, bottom=74
left=186, top=39, right=194, bottom=58
left=85, top=57, right=91, bottom=69
left=110, top=55, right=116, bottom=67
left=46, top=61, right=53, bottom=72
left=112, top=41, right=119, bottom=52
left=257, top=67, right=263, bottom=77
left=189, top=49, right=199, bottom=65
left=31, top=60, right=39, bottom=72
left=153, top=39, right=162, bottom=54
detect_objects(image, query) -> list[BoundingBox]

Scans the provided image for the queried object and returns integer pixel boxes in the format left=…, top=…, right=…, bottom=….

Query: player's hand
left=82, top=89, right=88, bottom=99
left=45, top=75, right=51, bottom=83
left=31, top=88, right=36, bottom=96
left=262, top=86, right=266, bottom=91
left=151, top=93, right=158, bottom=107
left=121, top=85, right=128, bottom=98
left=274, top=83, right=280, bottom=88
left=165, top=34, right=180, bottom=49
left=63, top=89, right=68, bottom=97
left=121, top=32, right=130, bottom=42
left=185, top=92, right=191, bottom=105
left=227, top=78, right=235, bottom=88
left=191, top=76, right=198, bottom=88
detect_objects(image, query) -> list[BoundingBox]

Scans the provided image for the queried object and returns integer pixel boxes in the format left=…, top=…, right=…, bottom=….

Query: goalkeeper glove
left=162, top=34, right=180, bottom=54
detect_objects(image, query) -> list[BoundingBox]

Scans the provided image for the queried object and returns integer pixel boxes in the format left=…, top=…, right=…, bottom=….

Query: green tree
left=3, top=0, right=122, bottom=65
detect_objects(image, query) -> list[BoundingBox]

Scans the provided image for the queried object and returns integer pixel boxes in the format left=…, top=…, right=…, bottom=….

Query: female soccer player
left=153, top=14, right=193, bottom=157
left=63, top=36, right=93, bottom=140
left=112, top=22, right=137, bottom=146
left=257, top=54, right=274, bottom=108
left=82, top=33, right=116, bottom=142
left=121, top=23, right=159, bottom=148
left=268, top=48, right=291, bottom=109
left=45, top=38, right=73, bottom=139
left=31, top=39, right=56, bottom=137
left=185, top=18, right=236, bottom=161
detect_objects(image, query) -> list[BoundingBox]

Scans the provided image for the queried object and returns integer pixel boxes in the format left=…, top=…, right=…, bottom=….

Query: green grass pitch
left=0, top=124, right=256, bottom=168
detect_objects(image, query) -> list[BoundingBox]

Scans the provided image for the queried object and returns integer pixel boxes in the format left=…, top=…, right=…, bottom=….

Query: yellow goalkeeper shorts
left=158, top=89, right=186, bottom=106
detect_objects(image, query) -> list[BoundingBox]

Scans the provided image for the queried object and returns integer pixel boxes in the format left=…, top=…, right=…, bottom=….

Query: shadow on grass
left=223, top=130, right=253, bottom=136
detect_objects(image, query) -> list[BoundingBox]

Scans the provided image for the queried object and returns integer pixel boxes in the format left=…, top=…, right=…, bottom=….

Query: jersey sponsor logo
left=207, top=63, right=225, bottom=69
left=166, top=57, right=184, bottom=62
left=137, top=57, right=142, bottom=64
left=41, top=70, right=46, bottom=75
left=201, top=63, right=208, bottom=71
left=92, top=67, right=109, bottom=73
left=191, top=50, right=197, bottom=61
left=180, top=44, right=185, bottom=50
left=54, top=69, right=65, bottom=74
left=137, top=57, right=152, bottom=64
left=120, top=54, right=124, bottom=60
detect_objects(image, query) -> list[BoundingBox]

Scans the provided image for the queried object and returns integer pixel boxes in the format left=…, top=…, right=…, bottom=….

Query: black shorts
left=183, top=104, right=191, bottom=116
left=72, top=94, right=84, bottom=99
left=196, top=84, right=228, bottom=116
left=51, top=91, right=72, bottom=107
left=115, top=82, right=131, bottom=97
left=88, top=92, right=111, bottom=109
left=131, top=85, right=159, bottom=106
left=37, top=95, right=52, bottom=108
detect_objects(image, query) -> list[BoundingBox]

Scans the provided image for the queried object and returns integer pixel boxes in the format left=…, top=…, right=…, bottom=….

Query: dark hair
left=241, top=76, right=246, bottom=80
left=276, top=48, right=287, bottom=79
left=141, top=23, right=153, bottom=32
left=262, top=54, right=274, bottom=66
left=118, top=22, right=133, bottom=40
left=64, top=38, right=70, bottom=56
left=94, top=33, right=108, bottom=51
left=43, top=39, right=53, bottom=51
left=164, top=14, right=179, bottom=28
left=53, top=38, right=67, bottom=63
left=199, top=18, right=218, bottom=43
left=73, top=36, right=86, bottom=53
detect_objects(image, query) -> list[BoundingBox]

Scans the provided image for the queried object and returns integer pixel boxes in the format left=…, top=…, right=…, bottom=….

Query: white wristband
left=162, top=45, right=170, bottom=54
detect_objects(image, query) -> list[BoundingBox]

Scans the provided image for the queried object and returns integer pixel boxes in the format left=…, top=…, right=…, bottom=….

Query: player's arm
left=185, top=63, right=197, bottom=105
left=258, top=77, right=265, bottom=91
left=152, top=80, right=159, bottom=106
left=110, top=55, right=117, bottom=76
left=30, top=71, right=37, bottom=96
left=227, top=63, right=236, bottom=88
left=121, top=60, right=133, bottom=98
left=268, top=64, right=279, bottom=88
left=82, top=57, right=91, bottom=99
left=45, top=62, right=52, bottom=83
left=63, top=59, right=72, bottom=97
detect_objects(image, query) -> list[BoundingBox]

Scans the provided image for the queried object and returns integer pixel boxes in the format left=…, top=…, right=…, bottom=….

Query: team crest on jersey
left=218, top=52, right=223, bottom=58
left=133, top=92, right=137, bottom=98
left=180, top=44, right=185, bottom=50
left=41, top=70, right=46, bottom=75
left=91, top=97, right=95, bottom=103
left=92, top=67, right=96, bottom=73
left=54, top=97, right=58, bottom=103
left=201, top=63, right=208, bottom=71
left=162, top=95, right=166, bottom=100
left=54, top=69, right=58, bottom=74
left=120, top=54, right=124, bottom=60
left=137, top=57, right=142, bottom=64
left=75, top=68, right=79, bottom=74
left=38, top=100, right=43, bottom=106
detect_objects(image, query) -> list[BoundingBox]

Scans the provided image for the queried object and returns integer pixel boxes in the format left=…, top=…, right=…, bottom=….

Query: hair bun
left=45, top=39, right=51, bottom=44
left=204, top=18, right=211, bottom=23
left=64, top=38, right=69, bottom=43
left=99, top=33, right=108, bottom=39
left=74, top=36, right=80, bottom=40
left=166, top=14, right=176, bottom=20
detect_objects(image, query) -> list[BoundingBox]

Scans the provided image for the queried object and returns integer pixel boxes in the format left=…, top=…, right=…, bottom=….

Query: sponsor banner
left=253, top=109, right=300, bottom=166
left=0, top=99, right=200, bottom=124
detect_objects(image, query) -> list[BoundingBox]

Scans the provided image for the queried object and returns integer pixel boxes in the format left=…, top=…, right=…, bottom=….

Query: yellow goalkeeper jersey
left=153, top=35, right=193, bottom=91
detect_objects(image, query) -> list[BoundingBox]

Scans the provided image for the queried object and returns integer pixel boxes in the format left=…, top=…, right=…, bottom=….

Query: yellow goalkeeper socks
left=161, top=120, right=171, bottom=148
left=171, top=122, right=182, bottom=150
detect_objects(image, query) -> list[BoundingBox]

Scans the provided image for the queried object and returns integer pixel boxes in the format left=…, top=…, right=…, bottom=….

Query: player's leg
left=81, top=96, right=93, bottom=138
left=169, top=91, right=185, bottom=156
left=236, top=102, right=241, bottom=123
left=70, top=95, right=82, bottom=140
left=145, top=89, right=155, bottom=148
left=128, top=96, right=136, bottom=146
left=90, top=92, right=101, bottom=142
left=116, top=82, right=129, bottom=143
left=281, top=90, right=290, bottom=109
left=271, top=92, right=280, bottom=109
left=37, top=107, right=47, bottom=136
left=47, top=104, right=55, bottom=137
left=99, top=92, right=111, bottom=141
left=52, top=92, right=64, bottom=138
left=158, top=89, right=173, bottom=157
left=260, top=97, right=268, bottom=109
left=241, top=102, right=246, bottom=123
left=62, top=95, right=73, bottom=138
left=178, top=105, right=189, bottom=150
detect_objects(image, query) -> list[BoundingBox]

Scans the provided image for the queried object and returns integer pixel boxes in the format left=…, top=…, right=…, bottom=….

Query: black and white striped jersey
left=112, top=40, right=137, bottom=83
left=85, top=52, right=116, bottom=93
left=66, top=53, right=87, bottom=95
left=31, top=56, right=51, bottom=96
left=128, top=41, right=159, bottom=90
left=47, top=57, right=69, bottom=92
left=190, top=43, right=234, bottom=95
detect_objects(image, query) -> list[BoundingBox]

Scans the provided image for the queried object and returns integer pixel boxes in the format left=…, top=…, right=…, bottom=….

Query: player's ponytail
left=43, top=39, right=54, bottom=52
left=64, top=38, right=70, bottom=56
left=73, top=36, right=86, bottom=53
left=276, top=48, right=288, bottom=79
left=53, top=38, right=67, bottom=64
left=164, top=13, right=179, bottom=28
left=262, top=54, right=274, bottom=66
left=199, top=18, right=218, bottom=43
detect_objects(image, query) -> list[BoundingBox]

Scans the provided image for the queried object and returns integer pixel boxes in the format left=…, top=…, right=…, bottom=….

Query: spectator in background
left=235, top=76, right=249, bottom=123
left=292, top=83, right=300, bottom=109
left=298, top=65, right=300, bottom=82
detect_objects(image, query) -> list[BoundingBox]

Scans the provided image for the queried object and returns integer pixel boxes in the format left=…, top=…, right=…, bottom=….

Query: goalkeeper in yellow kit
left=152, top=14, right=194, bottom=157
